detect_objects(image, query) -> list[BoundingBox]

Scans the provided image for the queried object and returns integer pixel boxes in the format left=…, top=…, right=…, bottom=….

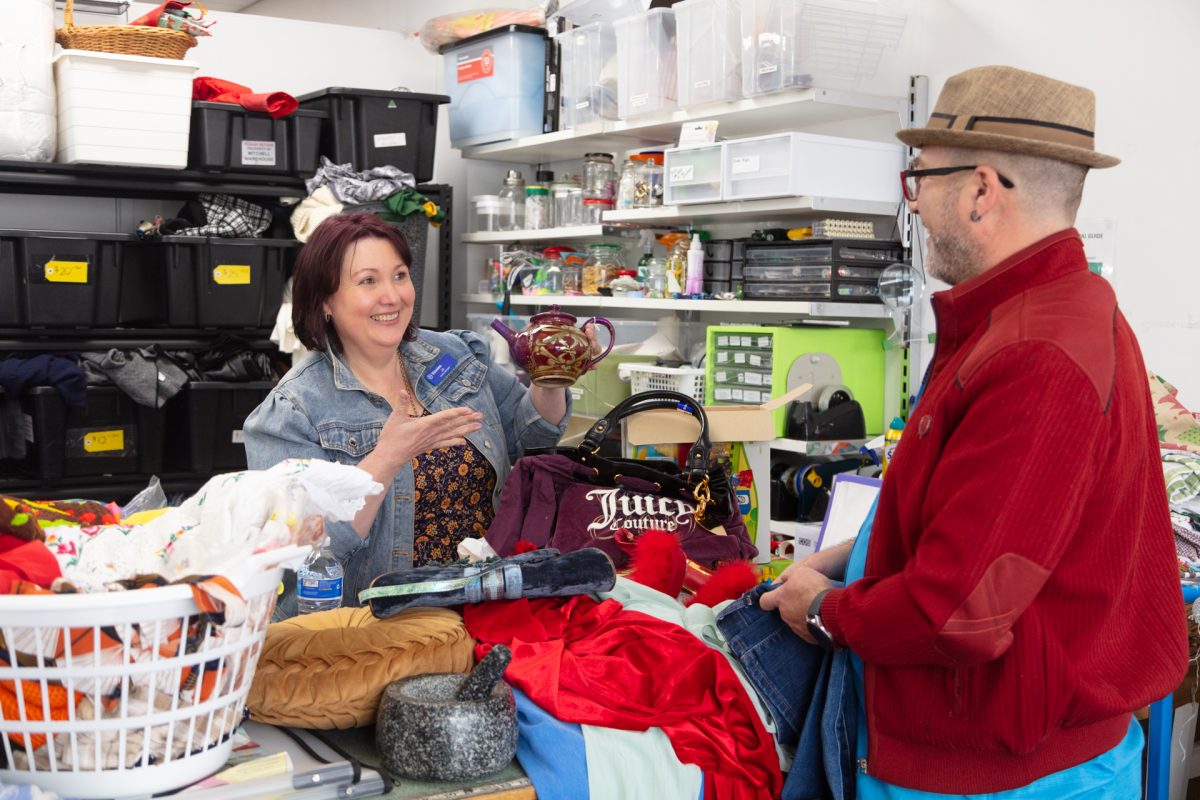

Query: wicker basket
left=55, top=0, right=197, bottom=60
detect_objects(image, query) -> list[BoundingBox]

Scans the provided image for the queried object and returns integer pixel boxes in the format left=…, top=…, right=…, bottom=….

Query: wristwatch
left=806, top=589, right=840, bottom=651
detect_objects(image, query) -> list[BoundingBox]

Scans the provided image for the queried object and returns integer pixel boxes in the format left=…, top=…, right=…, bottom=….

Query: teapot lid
left=529, top=304, right=577, bottom=325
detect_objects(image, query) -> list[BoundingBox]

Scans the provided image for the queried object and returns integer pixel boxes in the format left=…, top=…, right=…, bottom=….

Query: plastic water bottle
left=296, top=537, right=344, bottom=615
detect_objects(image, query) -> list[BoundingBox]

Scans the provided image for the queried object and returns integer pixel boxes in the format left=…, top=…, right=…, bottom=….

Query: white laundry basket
left=0, top=564, right=283, bottom=798
left=620, top=363, right=706, bottom=403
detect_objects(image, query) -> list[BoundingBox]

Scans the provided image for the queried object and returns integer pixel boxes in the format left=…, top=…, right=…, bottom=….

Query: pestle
left=455, top=645, right=512, bottom=701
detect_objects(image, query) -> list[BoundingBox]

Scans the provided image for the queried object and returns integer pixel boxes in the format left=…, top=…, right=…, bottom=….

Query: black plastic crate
left=14, top=386, right=165, bottom=479
left=295, top=87, right=449, bottom=181
left=0, top=230, right=157, bottom=328
left=188, top=102, right=327, bottom=176
left=126, top=236, right=295, bottom=329
left=165, top=381, right=275, bottom=474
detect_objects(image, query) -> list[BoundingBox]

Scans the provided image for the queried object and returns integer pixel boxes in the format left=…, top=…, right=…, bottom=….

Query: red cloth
left=192, top=77, right=297, bottom=119
left=463, top=595, right=782, bottom=800
left=0, top=536, right=61, bottom=593
left=821, top=229, right=1190, bottom=792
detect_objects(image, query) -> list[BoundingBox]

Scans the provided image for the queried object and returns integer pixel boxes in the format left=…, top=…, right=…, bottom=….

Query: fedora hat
left=896, top=65, right=1119, bottom=169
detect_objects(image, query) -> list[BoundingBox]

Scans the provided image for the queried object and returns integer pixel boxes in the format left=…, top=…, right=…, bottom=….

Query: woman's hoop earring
left=325, top=313, right=332, bottom=322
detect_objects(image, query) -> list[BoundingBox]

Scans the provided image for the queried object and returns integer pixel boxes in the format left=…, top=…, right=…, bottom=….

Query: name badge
left=425, top=354, right=457, bottom=386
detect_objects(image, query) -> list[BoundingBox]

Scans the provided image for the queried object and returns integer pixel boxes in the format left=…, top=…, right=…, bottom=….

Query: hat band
left=927, top=113, right=1096, bottom=151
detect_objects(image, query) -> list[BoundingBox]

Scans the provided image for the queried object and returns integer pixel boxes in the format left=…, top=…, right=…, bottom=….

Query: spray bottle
left=685, top=233, right=704, bottom=295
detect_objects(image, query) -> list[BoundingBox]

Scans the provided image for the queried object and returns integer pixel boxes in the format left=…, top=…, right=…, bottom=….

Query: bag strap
left=580, top=390, right=710, bottom=482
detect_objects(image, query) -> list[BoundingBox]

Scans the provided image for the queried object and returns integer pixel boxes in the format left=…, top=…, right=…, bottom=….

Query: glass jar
left=644, top=258, right=667, bottom=299
left=616, top=159, right=639, bottom=210
left=582, top=243, right=623, bottom=295
left=472, top=195, right=501, bottom=233
left=551, top=177, right=575, bottom=227
left=498, top=169, right=526, bottom=231
left=525, top=185, right=550, bottom=230
left=543, top=255, right=563, bottom=293
left=562, top=253, right=584, bottom=294
left=582, top=153, right=616, bottom=223
left=633, top=151, right=664, bottom=208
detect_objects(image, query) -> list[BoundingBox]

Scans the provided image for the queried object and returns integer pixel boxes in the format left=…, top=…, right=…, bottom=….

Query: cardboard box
left=624, top=384, right=811, bottom=445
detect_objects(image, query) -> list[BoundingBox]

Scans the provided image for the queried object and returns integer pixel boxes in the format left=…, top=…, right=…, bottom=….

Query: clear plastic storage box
left=741, top=0, right=906, bottom=96
left=664, top=143, right=724, bottom=205
left=558, top=21, right=619, bottom=130
left=722, top=131, right=903, bottom=202
left=675, top=0, right=743, bottom=108
left=615, top=9, right=678, bottom=119
left=441, top=25, right=547, bottom=148
left=53, top=50, right=198, bottom=168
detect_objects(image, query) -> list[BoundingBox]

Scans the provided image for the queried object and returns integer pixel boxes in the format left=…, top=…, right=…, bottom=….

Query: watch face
left=807, top=617, right=837, bottom=651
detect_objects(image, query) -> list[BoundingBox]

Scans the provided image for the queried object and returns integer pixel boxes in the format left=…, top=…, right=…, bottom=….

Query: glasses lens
left=903, top=173, right=918, bottom=201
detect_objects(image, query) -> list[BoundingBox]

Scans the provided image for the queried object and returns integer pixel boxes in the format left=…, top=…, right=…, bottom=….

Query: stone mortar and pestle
left=376, top=644, right=518, bottom=782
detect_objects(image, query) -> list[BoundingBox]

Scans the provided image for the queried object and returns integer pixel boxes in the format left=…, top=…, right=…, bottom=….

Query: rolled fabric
left=361, top=548, right=616, bottom=620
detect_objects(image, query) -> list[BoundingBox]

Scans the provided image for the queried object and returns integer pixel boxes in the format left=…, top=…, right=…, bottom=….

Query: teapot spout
left=490, top=317, right=517, bottom=344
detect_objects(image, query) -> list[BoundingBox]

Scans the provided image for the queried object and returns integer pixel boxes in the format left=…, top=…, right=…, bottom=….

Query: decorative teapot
left=491, top=306, right=615, bottom=387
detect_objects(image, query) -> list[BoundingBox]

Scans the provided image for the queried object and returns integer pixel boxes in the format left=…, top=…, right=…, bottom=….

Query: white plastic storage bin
left=723, top=131, right=903, bottom=203
left=675, top=0, right=743, bottom=108
left=741, top=0, right=906, bottom=95
left=53, top=50, right=198, bottom=168
left=441, top=25, right=547, bottom=148
left=614, top=9, right=678, bottom=119
left=664, top=143, right=724, bottom=205
left=558, top=21, right=619, bottom=130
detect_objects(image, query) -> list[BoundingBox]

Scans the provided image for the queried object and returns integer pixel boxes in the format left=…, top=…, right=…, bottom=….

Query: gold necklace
left=398, top=360, right=422, bottom=417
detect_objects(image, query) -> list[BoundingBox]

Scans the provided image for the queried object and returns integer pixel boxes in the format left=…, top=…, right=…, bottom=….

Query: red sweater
left=821, top=229, right=1188, bottom=793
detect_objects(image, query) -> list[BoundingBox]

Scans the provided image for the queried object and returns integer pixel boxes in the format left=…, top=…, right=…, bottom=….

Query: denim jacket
left=244, top=328, right=571, bottom=613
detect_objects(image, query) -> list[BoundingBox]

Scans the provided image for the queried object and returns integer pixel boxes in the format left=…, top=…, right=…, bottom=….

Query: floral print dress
left=410, top=441, right=497, bottom=566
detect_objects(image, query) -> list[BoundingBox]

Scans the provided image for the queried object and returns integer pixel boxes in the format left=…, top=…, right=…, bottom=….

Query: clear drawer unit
left=723, top=131, right=904, bottom=203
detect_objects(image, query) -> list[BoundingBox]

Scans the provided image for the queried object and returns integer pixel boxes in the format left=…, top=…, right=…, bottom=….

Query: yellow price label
left=212, top=264, right=251, bottom=285
left=82, top=429, right=124, bottom=453
left=44, top=260, right=89, bottom=284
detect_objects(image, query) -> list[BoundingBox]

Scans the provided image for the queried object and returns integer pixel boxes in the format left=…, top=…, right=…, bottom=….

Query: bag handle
left=580, top=390, right=711, bottom=482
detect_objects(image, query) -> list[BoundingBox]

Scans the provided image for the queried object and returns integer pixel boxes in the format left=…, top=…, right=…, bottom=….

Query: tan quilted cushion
left=246, top=605, right=475, bottom=729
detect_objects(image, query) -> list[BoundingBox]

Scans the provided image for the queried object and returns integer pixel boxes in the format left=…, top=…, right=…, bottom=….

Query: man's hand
left=759, top=564, right=835, bottom=644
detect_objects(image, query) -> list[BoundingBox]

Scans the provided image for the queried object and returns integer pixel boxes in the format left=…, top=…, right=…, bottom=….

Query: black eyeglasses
left=900, top=165, right=1015, bottom=202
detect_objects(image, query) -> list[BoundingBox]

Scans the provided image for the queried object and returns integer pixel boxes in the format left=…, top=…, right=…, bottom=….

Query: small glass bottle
left=551, top=177, right=575, bottom=228
left=498, top=169, right=526, bottom=231
left=562, top=254, right=583, bottom=294
left=616, top=159, right=639, bottom=210
left=582, top=153, right=616, bottom=223
left=645, top=258, right=667, bottom=299
left=635, top=152, right=664, bottom=208
left=525, top=185, right=550, bottom=230
left=543, top=255, right=563, bottom=293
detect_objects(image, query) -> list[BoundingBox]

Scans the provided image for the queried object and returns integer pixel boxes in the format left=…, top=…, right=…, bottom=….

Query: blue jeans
left=716, top=583, right=857, bottom=800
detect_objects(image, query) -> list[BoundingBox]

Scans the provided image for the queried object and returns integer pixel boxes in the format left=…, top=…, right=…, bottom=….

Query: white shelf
left=604, top=195, right=899, bottom=225
left=769, top=438, right=871, bottom=456
left=461, top=293, right=892, bottom=320
left=461, top=225, right=609, bottom=244
left=458, top=88, right=905, bottom=163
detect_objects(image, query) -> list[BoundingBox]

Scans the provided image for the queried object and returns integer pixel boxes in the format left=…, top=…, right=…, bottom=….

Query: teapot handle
left=580, top=317, right=616, bottom=370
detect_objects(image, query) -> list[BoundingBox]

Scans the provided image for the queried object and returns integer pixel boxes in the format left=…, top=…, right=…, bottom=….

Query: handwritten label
left=212, top=265, right=251, bottom=285
left=374, top=132, right=407, bottom=148
left=669, top=164, right=695, bottom=183
left=731, top=155, right=761, bottom=175
left=630, top=93, right=649, bottom=108
left=44, top=260, right=88, bottom=284
left=83, top=429, right=124, bottom=453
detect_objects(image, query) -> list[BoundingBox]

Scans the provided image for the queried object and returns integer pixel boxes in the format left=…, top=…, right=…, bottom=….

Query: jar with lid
left=525, top=185, right=550, bottom=230
left=550, top=177, right=576, bottom=228
left=498, top=169, right=526, bottom=231
left=582, top=153, right=616, bottom=224
left=472, top=195, right=501, bottom=233
left=562, top=253, right=584, bottom=294
left=644, top=258, right=667, bottom=298
left=615, top=159, right=639, bottom=210
left=609, top=268, right=642, bottom=297
left=542, top=255, right=563, bottom=293
left=582, top=243, right=623, bottom=295
left=633, top=152, right=664, bottom=208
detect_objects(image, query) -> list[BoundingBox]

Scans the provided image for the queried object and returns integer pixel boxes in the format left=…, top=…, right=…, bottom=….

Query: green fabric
left=1163, top=452, right=1200, bottom=504
left=377, top=189, right=446, bottom=226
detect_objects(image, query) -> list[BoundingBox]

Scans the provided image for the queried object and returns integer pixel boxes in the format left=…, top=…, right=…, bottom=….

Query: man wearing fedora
left=761, top=66, right=1188, bottom=796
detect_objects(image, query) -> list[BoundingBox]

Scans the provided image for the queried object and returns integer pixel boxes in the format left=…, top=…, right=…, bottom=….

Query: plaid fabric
left=176, top=193, right=272, bottom=238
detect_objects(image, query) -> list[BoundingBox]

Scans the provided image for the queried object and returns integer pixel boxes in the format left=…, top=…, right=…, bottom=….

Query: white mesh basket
left=620, top=364, right=706, bottom=402
left=0, top=563, right=284, bottom=798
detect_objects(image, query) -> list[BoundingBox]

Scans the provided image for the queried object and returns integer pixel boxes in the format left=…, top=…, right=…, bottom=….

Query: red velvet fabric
left=192, top=77, right=298, bottom=119
left=463, top=595, right=782, bottom=800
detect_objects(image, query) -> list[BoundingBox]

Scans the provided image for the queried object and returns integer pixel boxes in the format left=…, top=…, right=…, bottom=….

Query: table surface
left=242, top=722, right=535, bottom=800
